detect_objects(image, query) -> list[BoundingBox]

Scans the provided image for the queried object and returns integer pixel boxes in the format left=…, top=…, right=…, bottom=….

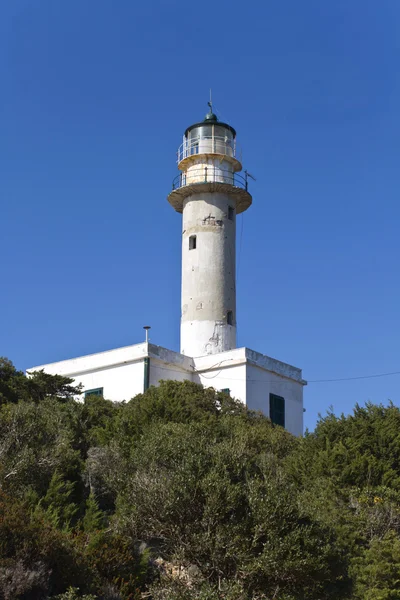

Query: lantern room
left=177, top=107, right=242, bottom=172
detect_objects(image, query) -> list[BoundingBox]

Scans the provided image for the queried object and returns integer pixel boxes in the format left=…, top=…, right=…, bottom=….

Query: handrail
left=177, top=135, right=240, bottom=163
left=172, top=167, right=249, bottom=192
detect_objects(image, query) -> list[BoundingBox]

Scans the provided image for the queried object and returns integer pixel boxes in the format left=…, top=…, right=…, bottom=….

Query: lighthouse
left=168, top=104, right=252, bottom=357
left=29, top=103, right=306, bottom=436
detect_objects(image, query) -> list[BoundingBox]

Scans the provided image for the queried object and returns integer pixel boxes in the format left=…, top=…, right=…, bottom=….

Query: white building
left=29, top=105, right=306, bottom=436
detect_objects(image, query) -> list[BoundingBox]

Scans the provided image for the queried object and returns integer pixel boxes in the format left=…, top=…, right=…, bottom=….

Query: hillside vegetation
left=1, top=357, right=400, bottom=599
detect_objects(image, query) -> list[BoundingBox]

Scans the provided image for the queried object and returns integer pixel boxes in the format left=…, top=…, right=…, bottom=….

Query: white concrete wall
left=245, top=364, right=303, bottom=437
left=181, top=321, right=235, bottom=359
left=185, top=156, right=234, bottom=185
left=195, top=363, right=247, bottom=404
left=29, top=343, right=195, bottom=402
left=197, top=362, right=303, bottom=437
left=150, top=359, right=193, bottom=387
left=181, top=191, right=237, bottom=357
left=28, top=343, right=149, bottom=402
left=193, top=347, right=247, bottom=401
left=70, top=361, right=145, bottom=402
left=193, top=347, right=305, bottom=436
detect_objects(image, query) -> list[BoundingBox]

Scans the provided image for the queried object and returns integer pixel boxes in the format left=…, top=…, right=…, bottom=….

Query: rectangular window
left=227, top=310, right=233, bottom=326
left=228, top=206, right=234, bottom=220
left=269, top=393, right=285, bottom=428
left=189, top=235, right=197, bottom=250
left=84, top=387, right=103, bottom=399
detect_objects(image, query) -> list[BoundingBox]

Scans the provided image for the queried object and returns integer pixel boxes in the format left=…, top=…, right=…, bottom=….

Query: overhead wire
left=308, top=370, right=400, bottom=383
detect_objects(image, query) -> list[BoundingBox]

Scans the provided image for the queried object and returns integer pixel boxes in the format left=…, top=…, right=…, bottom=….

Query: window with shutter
left=84, top=387, right=103, bottom=399
left=269, top=393, right=285, bottom=428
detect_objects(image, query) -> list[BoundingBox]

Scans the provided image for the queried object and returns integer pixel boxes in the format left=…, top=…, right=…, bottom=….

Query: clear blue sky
left=1, top=1, right=399, bottom=430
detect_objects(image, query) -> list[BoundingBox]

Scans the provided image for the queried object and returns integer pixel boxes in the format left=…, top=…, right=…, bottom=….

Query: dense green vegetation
left=1, top=356, right=400, bottom=599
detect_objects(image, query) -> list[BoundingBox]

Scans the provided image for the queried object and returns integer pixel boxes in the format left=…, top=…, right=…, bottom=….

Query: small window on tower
left=189, top=235, right=197, bottom=250
left=228, top=206, right=234, bottom=220
left=227, top=310, right=233, bottom=325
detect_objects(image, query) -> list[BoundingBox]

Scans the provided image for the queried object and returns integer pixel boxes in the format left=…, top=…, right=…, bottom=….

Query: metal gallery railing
left=177, top=136, right=240, bottom=163
left=172, top=167, right=249, bottom=192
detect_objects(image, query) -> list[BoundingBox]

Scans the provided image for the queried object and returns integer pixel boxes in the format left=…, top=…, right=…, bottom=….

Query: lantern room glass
left=183, top=124, right=235, bottom=160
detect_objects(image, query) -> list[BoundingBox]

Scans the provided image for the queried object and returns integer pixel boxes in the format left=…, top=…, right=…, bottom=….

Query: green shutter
left=269, top=393, right=285, bottom=428
left=84, top=387, right=103, bottom=398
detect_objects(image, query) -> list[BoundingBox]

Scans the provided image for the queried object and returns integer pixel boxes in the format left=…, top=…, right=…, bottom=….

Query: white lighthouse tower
left=168, top=104, right=252, bottom=357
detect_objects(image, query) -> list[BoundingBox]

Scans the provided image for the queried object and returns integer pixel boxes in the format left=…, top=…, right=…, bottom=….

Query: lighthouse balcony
left=172, top=166, right=247, bottom=191
left=168, top=166, right=252, bottom=214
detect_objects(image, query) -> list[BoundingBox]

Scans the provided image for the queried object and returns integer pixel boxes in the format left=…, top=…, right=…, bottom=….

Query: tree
left=114, top=379, right=249, bottom=451
left=0, top=398, right=83, bottom=499
left=299, top=403, right=400, bottom=492
left=82, top=492, right=104, bottom=534
left=26, top=369, right=83, bottom=402
left=4, top=355, right=400, bottom=598
left=0, top=357, right=25, bottom=404
left=0, top=492, right=94, bottom=598
left=352, top=531, right=400, bottom=599
left=112, top=419, right=349, bottom=599
left=37, top=471, right=79, bottom=531
left=0, top=358, right=82, bottom=404
left=54, top=588, right=96, bottom=600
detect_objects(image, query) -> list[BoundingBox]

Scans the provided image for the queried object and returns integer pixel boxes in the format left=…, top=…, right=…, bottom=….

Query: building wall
left=193, top=354, right=304, bottom=437
left=245, top=364, right=303, bottom=437
left=194, top=363, right=247, bottom=404
left=72, top=361, right=145, bottom=401
left=150, top=358, right=193, bottom=387
left=28, top=344, right=305, bottom=436
left=28, top=343, right=149, bottom=402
